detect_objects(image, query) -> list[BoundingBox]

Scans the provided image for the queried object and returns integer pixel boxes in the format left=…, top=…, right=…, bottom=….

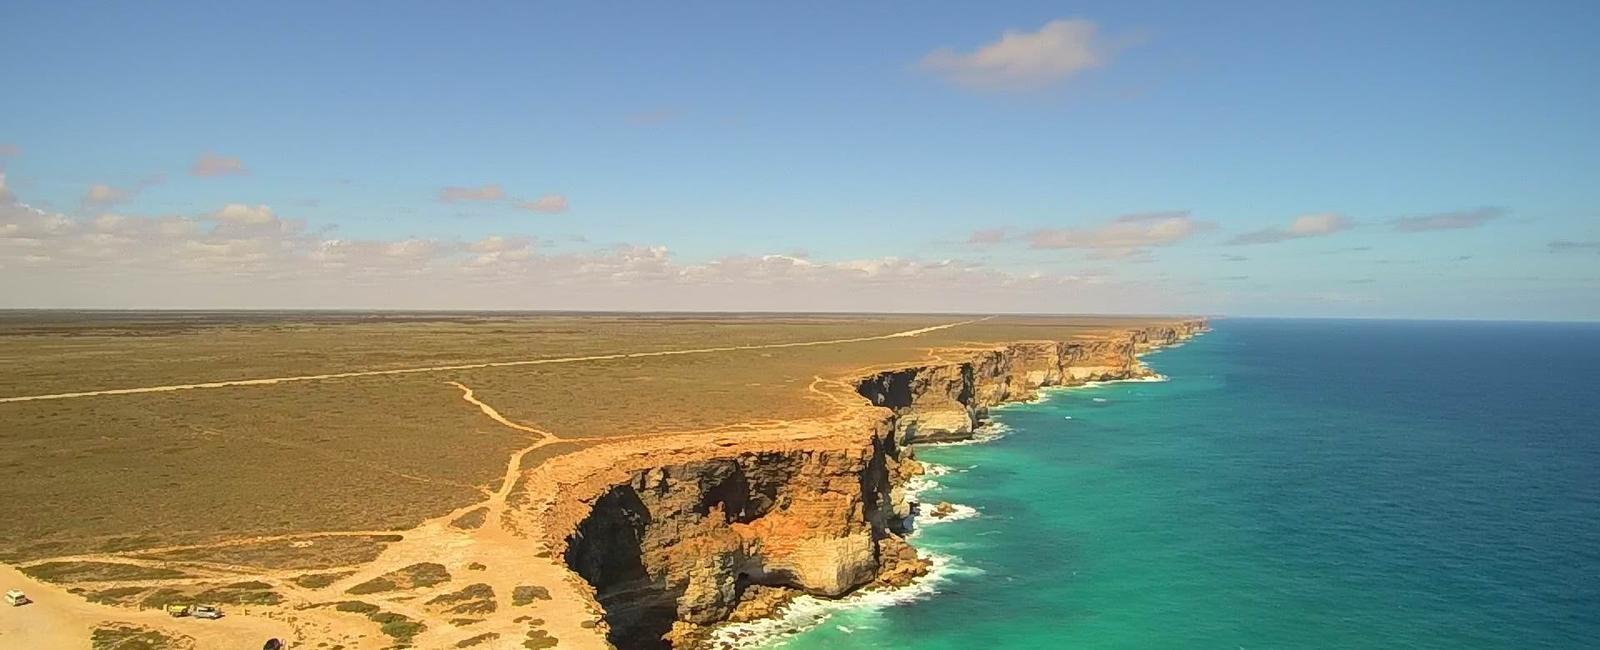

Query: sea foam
left=706, top=551, right=974, bottom=648
left=920, top=421, right=1010, bottom=448
left=708, top=461, right=980, bottom=647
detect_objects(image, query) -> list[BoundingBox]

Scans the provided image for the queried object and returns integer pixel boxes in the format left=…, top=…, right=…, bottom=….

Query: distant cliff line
left=548, top=319, right=1208, bottom=649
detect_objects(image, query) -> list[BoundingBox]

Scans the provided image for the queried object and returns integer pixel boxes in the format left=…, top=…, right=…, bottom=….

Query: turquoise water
left=773, top=319, right=1600, bottom=649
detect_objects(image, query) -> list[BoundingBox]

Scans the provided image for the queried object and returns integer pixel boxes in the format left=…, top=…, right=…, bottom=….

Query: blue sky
left=2, top=1, right=1597, bottom=318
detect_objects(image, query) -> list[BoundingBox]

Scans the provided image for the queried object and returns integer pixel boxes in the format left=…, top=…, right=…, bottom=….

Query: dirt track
left=0, top=317, right=992, bottom=404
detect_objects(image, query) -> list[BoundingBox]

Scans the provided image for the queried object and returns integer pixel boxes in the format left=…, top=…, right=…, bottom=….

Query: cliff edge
left=537, top=318, right=1207, bottom=648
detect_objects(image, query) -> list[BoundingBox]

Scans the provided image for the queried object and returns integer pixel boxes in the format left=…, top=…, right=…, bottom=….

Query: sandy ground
left=0, top=564, right=292, bottom=649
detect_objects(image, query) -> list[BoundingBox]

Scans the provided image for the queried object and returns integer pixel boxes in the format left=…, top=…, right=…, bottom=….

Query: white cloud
left=516, top=194, right=569, bottom=214
left=1027, top=212, right=1213, bottom=258
left=921, top=19, right=1126, bottom=91
left=1228, top=213, right=1354, bottom=245
left=191, top=152, right=247, bottom=177
left=212, top=204, right=277, bottom=225
left=0, top=172, right=12, bottom=203
left=469, top=235, right=534, bottom=254
left=439, top=184, right=506, bottom=202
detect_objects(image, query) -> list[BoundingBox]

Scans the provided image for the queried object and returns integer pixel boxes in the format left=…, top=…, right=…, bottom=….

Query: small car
left=5, top=590, right=29, bottom=606
left=193, top=605, right=224, bottom=619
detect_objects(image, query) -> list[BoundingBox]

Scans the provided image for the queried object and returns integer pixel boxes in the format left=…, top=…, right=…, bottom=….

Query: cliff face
left=858, top=320, right=1207, bottom=444
left=561, top=429, right=924, bottom=649
left=560, top=319, right=1204, bottom=648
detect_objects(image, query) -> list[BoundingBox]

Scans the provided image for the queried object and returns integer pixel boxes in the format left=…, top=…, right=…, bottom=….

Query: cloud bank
left=0, top=200, right=1189, bottom=312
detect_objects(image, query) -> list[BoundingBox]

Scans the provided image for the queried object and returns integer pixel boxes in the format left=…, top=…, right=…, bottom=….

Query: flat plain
left=0, top=310, right=1180, bottom=649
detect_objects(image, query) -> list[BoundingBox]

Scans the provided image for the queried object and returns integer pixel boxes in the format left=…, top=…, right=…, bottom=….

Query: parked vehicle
left=5, top=590, right=28, bottom=606
left=192, top=604, right=223, bottom=619
left=164, top=603, right=191, bottom=617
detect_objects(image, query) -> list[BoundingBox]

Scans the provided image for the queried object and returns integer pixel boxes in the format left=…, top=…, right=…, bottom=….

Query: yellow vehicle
left=164, top=603, right=191, bottom=617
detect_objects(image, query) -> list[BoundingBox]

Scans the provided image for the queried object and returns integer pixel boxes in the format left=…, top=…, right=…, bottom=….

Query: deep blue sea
left=727, top=319, right=1600, bottom=649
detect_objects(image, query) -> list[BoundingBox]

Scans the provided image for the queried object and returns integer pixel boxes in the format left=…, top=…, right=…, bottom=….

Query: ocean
left=735, top=318, right=1600, bottom=649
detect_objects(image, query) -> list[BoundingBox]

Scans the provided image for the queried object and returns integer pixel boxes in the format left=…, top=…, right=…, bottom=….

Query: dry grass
left=0, top=378, right=496, bottom=562
left=347, top=562, right=451, bottom=595
left=511, top=585, right=551, bottom=606
left=332, top=600, right=380, bottom=614
left=135, top=535, right=404, bottom=571
left=78, top=585, right=147, bottom=606
left=427, top=583, right=496, bottom=615
left=523, top=628, right=559, bottom=649
left=449, top=507, right=488, bottom=530
left=456, top=632, right=500, bottom=647
left=0, top=310, right=1183, bottom=566
left=291, top=570, right=353, bottom=588
left=192, top=580, right=282, bottom=605
left=369, top=610, right=426, bottom=645
left=0, top=311, right=928, bottom=396
left=73, top=580, right=283, bottom=609
left=22, top=561, right=190, bottom=583
left=90, top=623, right=194, bottom=650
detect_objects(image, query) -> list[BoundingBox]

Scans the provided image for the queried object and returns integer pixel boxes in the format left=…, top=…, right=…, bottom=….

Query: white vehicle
left=5, top=589, right=28, bottom=606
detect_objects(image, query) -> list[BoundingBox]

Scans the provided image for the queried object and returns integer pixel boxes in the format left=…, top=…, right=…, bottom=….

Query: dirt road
left=0, top=317, right=991, bottom=404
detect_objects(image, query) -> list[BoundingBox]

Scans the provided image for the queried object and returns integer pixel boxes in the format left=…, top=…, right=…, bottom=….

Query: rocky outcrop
left=560, top=428, right=924, bottom=649
left=558, top=319, right=1204, bottom=648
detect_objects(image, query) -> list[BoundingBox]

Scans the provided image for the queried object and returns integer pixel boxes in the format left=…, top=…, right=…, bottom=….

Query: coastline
left=702, top=325, right=1208, bottom=648
left=542, top=318, right=1208, bottom=648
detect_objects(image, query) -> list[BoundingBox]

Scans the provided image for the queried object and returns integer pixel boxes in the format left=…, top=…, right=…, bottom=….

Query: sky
left=2, top=1, right=1598, bottom=319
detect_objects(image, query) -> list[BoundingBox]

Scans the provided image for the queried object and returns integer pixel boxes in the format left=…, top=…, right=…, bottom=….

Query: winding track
left=0, top=316, right=992, bottom=404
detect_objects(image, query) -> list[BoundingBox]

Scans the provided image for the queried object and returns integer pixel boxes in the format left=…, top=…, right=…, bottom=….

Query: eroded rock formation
left=557, top=319, right=1205, bottom=648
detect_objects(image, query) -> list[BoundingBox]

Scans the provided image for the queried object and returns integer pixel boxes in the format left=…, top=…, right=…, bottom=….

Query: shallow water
left=767, top=319, right=1600, bottom=649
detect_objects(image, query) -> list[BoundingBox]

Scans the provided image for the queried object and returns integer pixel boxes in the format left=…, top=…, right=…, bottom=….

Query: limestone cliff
left=858, top=320, right=1208, bottom=444
left=560, top=430, right=924, bottom=649
left=556, top=319, right=1205, bottom=648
